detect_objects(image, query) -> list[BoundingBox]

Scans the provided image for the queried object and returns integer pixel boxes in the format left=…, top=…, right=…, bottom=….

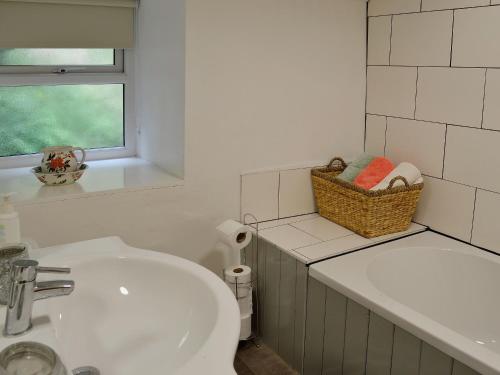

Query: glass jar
left=0, top=244, right=28, bottom=305
left=0, top=342, right=67, bottom=375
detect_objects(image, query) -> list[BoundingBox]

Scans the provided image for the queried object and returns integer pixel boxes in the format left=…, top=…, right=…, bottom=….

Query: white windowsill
left=0, top=158, right=184, bottom=205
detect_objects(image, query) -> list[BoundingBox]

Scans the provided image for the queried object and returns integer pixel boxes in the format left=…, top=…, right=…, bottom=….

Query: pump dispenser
left=0, top=193, right=20, bottom=245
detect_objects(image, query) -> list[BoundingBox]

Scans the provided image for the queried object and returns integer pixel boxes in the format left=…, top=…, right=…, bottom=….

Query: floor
left=234, top=340, right=298, bottom=375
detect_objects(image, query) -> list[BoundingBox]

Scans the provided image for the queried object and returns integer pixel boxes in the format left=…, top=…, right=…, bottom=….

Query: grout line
left=441, top=124, right=448, bottom=179
left=470, top=188, right=478, bottom=242
left=366, top=113, right=500, bottom=133
left=420, top=0, right=423, bottom=12
left=368, top=3, right=500, bottom=17
left=450, top=10, right=455, bottom=67
left=364, top=311, right=372, bottom=374
left=389, top=324, right=396, bottom=373
left=368, top=64, right=500, bottom=69
left=383, top=116, right=388, bottom=157
left=319, top=285, right=327, bottom=375
left=481, top=69, right=488, bottom=128
left=277, top=171, right=281, bottom=219
left=413, top=67, right=419, bottom=119
left=364, top=6, right=370, bottom=153
left=421, top=173, right=500, bottom=197
left=389, top=15, right=394, bottom=65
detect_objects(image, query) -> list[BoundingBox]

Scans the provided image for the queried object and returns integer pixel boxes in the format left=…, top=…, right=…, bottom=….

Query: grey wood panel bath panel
left=391, top=327, right=421, bottom=375
left=452, top=361, right=481, bottom=375
left=365, top=312, right=394, bottom=375
left=277, top=252, right=297, bottom=365
left=342, top=300, right=369, bottom=375
left=420, top=342, right=453, bottom=375
left=303, top=277, right=326, bottom=375
left=262, top=242, right=281, bottom=352
left=322, top=287, right=347, bottom=375
left=293, top=260, right=309, bottom=373
left=256, top=237, right=267, bottom=336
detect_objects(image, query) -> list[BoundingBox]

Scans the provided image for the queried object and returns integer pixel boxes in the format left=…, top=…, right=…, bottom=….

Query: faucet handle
left=37, top=266, right=71, bottom=274
left=10, top=260, right=71, bottom=282
left=10, top=259, right=39, bottom=282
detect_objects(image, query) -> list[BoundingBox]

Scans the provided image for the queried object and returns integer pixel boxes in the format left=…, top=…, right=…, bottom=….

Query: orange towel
left=354, top=157, right=395, bottom=190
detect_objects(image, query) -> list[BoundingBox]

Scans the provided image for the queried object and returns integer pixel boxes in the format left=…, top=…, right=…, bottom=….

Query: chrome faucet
left=3, top=259, right=75, bottom=336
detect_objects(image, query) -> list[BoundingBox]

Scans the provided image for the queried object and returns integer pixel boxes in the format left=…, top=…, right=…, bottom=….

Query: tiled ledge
left=251, top=214, right=427, bottom=264
left=0, top=158, right=184, bottom=205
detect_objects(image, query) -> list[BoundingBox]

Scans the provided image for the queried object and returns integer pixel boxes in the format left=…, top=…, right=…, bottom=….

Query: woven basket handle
left=327, top=157, right=347, bottom=170
left=388, top=176, right=410, bottom=189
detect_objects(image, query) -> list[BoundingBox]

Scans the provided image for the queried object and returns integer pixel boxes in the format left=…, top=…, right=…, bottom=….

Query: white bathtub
left=310, top=231, right=500, bottom=375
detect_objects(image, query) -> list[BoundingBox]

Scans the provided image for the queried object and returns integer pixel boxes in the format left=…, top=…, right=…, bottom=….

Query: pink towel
left=354, top=157, right=395, bottom=190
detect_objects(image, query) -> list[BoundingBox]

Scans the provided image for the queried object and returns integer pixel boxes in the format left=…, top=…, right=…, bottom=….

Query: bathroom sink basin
left=0, top=237, right=240, bottom=374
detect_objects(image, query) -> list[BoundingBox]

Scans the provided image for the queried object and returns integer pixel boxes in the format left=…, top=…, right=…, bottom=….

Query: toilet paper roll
left=225, top=265, right=252, bottom=298
left=240, top=313, right=252, bottom=340
left=224, top=265, right=252, bottom=284
left=238, top=294, right=253, bottom=315
left=216, top=220, right=252, bottom=251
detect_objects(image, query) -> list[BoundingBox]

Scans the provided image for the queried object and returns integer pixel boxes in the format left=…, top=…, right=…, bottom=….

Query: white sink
left=0, top=237, right=240, bottom=374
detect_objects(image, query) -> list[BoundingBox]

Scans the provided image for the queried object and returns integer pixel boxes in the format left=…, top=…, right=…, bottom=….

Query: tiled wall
left=240, top=165, right=319, bottom=223
left=366, top=0, right=500, bottom=252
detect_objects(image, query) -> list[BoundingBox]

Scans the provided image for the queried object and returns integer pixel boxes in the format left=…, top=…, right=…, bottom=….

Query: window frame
left=0, top=48, right=135, bottom=169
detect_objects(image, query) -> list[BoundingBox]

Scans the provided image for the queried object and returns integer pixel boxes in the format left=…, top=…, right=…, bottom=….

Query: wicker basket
left=311, top=157, right=424, bottom=238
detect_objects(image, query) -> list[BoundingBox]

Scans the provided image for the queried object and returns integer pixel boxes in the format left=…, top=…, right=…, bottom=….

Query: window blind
left=0, top=0, right=137, bottom=48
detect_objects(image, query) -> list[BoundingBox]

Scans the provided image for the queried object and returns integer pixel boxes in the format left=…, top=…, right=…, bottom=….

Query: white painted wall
left=16, top=0, right=367, bottom=274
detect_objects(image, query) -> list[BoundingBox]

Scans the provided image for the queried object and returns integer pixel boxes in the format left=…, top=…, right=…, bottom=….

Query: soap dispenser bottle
left=0, top=193, right=20, bottom=245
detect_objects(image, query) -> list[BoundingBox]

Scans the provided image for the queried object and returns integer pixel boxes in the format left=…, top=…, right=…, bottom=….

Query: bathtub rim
left=310, top=231, right=500, bottom=375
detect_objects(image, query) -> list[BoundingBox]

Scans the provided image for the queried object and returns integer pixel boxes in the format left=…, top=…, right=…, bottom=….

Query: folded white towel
left=370, top=162, right=422, bottom=190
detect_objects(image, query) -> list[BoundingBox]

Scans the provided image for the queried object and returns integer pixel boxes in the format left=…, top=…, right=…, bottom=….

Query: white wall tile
left=421, top=0, right=489, bottom=11
left=482, top=69, right=500, bottom=131
left=291, top=217, right=353, bottom=242
left=415, top=67, right=485, bottom=127
left=472, top=190, right=500, bottom=254
left=385, top=118, right=446, bottom=177
left=279, top=168, right=317, bottom=218
left=444, top=126, right=500, bottom=193
left=391, top=11, right=453, bottom=67
left=453, top=6, right=500, bottom=67
left=365, top=115, right=387, bottom=156
left=368, top=0, right=421, bottom=16
left=241, top=171, right=279, bottom=222
left=414, top=176, right=476, bottom=241
left=492, top=0, right=500, bottom=4
left=367, top=66, right=417, bottom=118
left=368, top=16, right=392, bottom=65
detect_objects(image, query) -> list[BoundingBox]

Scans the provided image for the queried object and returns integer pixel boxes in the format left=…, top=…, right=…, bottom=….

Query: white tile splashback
left=415, top=68, right=485, bottom=127
left=421, top=0, right=489, bottom=11
left=368, top=0, right=421, bottom=17
left=241, top=171, right=279, bottom=222
left=453, top=6, right=500, bottom=67
left=413, top=176, right=476, bottom=242
left=368, top=16, right=392, bottom=65
left=365, top=115, right=387, bottom=156
left=482, top=69, right=500, bottom=131
left=367, top=66, right=418, bottom=118
left=471, top=190, right=500, bottom=254
left=444, top=126, right=500, bottom=193
left=279, top=168, right=316, bottom=219
left=366, top=1, right=500, bottom=253
left=385, top=118, right=446, bottom=178
left=391, top=11, right=453, bottom=67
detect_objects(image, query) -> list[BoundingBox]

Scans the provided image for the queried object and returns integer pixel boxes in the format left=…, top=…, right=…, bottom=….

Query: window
left=0, top=48, right=133, bottom=168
